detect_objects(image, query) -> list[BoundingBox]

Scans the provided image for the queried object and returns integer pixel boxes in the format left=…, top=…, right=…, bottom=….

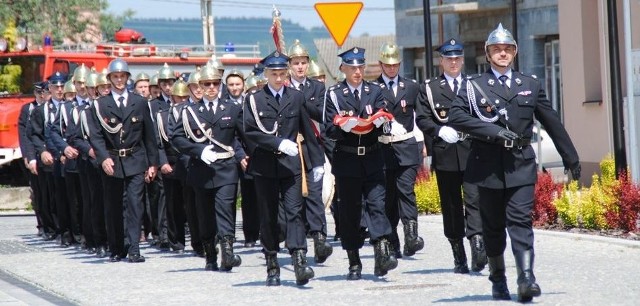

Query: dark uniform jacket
left=376, top=75, right=421, bottom=168
left=243, top=86, right=324, bottom=178
left=66, top=101, right=98, bottom=168
left=157, top=104, right=189, bottom=181
left=50, top=99, right=89, bottom=173
left=323, top=80, right=388, bottom=177
left=448, top=69, right=579, bottom=189
left=416, top=74, right=472, bottom=172
left=171, top=98, right=245, bottom=188
left=30, top=100, right=61, bottom=173
left=18, top=101, right=38, bottom=162
left=89, top=92, right=159, bottom=178
left=289, top=78, right=326, bottom=123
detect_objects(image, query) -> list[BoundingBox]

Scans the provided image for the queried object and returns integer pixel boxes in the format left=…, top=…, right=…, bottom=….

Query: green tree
left=0, top=0, right=133, bottom=45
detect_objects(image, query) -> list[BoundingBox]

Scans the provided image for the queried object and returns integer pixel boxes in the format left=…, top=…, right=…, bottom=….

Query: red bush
left=533, top=172, right=563, bottom=226
left=605, top=171, right=640, bottom=232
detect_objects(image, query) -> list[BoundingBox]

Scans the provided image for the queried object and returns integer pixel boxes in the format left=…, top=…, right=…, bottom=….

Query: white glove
left=312, top=166, right=324, bottom=182
left=390, top=121, right=407, bottom=136
left=340, top=118, right=358, bottom=132
left=438, top=126, right=459, bottom=143
left=373, top=116, right=386, bottom=128
left=278, top=139, right=299, bottom=156
left=200, top=145, right=217, bottom=165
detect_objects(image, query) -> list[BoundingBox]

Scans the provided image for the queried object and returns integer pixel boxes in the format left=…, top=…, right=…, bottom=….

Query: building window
left=544, top=39, right=562, bottom=121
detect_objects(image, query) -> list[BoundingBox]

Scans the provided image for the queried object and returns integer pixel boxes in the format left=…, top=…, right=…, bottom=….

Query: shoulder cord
left=80, top=107, right=90, bottom=139
left=425, top=83, right=447, bottom=123
left=183, top=106, right=234, bottom=153
left=59, top=103, right=68, bottom=133
left=249, top=94, right=277, bottom=135
left=93, top=100, right=122, bottom=134
left=156, top=111, right=169, bottom=142
left=467, top=80, right=499, bottom=123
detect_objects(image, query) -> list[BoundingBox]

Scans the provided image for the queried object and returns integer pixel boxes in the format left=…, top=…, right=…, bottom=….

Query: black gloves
left=569, top=164, right=581, bottom=181
left=496, top=129, right=518, bottom=141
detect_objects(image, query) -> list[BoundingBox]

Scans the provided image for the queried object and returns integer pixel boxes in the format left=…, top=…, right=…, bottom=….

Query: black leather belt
left=336, top=143, right=382, bottom=156
left=109, top=148, right=136, bottom=157
left=476, top=138, right=531, bottom=148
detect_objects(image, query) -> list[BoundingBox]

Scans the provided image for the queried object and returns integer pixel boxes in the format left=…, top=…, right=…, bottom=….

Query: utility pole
left=201, top=0, right=216, bottom=49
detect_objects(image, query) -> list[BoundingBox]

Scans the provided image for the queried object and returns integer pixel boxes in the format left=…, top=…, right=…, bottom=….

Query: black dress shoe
left=158, top=241, right=171, bottom=251
left=128, top=253, right=146, bottom=263
left=109, top=255, right=122, bottom=262
left=96, top=246, right=108, bottom=258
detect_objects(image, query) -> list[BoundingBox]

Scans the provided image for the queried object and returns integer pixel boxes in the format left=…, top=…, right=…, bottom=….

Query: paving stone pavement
left=0, top=214, right=639, bottom=305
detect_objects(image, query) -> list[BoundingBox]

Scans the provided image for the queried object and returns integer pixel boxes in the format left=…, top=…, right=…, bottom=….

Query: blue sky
left=106, top=0, right=396, bottom=36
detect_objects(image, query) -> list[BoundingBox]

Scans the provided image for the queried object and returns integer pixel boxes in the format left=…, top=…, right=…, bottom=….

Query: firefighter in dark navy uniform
left=375, top=42, right=424, bottom=259
left=323, top=47, right=398, bottom=280
left=415, top=38, right=486, bottom=274
left=448, top=24, right=581, bottom=302
left=243, top=51, right=324, bottom=286
left=171, top=67, right=243, bottom=272
left=89, top=58, right=159, bottom=263
left=286, top=39, right=333, bottom=264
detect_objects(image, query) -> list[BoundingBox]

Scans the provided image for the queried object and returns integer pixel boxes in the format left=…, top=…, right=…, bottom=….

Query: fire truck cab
left=0, top=30, right=261, bottom=184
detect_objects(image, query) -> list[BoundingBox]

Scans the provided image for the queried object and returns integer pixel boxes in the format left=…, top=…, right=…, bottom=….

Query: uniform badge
left=131, top=117, right=137, bottom=123
left=365, top=105, right=372, bottom=116
left=515, top=78, right=522, bottom=85
left=518, top=91, right=532, bottom=96
left=439, top=110, right=447, bottom=117
left=480, top=98, right=486, bottom=104
left=110, top=118, right=116, bottom=123
left=220, top=105, right=225, bottom=111
left=342, top=88, right=349, bottom=95
left=399, top=82, right=405, bottom=88
left=488, top=79, right=495, bottom=86
left=199, top=106, right=204, bottom=113
left=401, top=100, right=407, bottom=113
left=353, top=47, right=359, bottom=54
left=364, top=86, right=370, bottom=93
left=348, top=110, right=354, bottom=116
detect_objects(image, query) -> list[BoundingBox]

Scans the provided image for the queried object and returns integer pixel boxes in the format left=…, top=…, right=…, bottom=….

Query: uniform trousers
left=40, top=171, right=58, bottom=235
left=336, top=171, right=391, bottom=250
left=435, top=170, right=482, bottom=239
left=182, top=184, right=202, bottom=252
left=240, top=177, right=259, bottom=243
left=302, top=168, right=327, bottom=234
left=478, top=185, right=535, bottom=257
left=384, top=165, right=419, bottom=232
left=64, top=171, right=82, bottom=241
left=83, top=160, right=106, bottom=248
left=77, top=160, right=94, bottom=247
left=254, top=174, right=306, bottom=255
left=147, top=177, right=168, bottom=242
left=102, top=172, right=145, bottom=256
left=194, top=184, right=237, bottom=244
left=164, top=175, right=186, bottom=249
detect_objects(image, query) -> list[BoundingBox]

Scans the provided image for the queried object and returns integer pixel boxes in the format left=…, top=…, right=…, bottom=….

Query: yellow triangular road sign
left=314, top=2, right=364, bottom=47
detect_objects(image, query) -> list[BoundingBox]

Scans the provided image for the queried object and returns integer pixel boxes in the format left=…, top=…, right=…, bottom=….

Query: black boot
left=389, top=230, right=403, bottom=259
left=346, top=250, right=362, bottom=280
left=448, top=239, right=470, bottom=274
left=373, top=238, right=398, bottom=276
left=515, top=250, right=541, bottom=302
left=219, top=236, right=241, bottom=271
left=403, top=220, right=424, bottom=256
left=203, top=241, right=219, bottom=271
left=312, top=232, right=333, bottom=264
left=488, top=255, right=511, bottom=300
left=469, top=235, right=488, bottom=272
left=292, top=249, right=314, bottom=286
left=266, top=254, right=280, bottom=286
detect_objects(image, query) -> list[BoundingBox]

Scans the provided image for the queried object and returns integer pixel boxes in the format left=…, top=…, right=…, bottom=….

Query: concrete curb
left=534, top=228, right=640, bottom=248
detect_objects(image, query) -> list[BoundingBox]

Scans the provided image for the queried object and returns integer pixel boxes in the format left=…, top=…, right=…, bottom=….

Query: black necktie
left=118, top=96, right=125, bottom=110
left=453, top=79, right=459, bottom=95
left=354, top=89, right=360, bottom=102
left=298, top=83, right=304, bottom=91
left=275, top=93, right=281, bottom=103
left=208, top=101, right=215, bottom=114
left=388, top=80, right=395, bottom=97
left=498, top=75, right=509, bottom=92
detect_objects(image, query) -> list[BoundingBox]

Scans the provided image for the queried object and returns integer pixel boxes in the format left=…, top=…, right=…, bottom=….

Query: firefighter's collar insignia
left=364, top=85, right=369, bottom=92
left=488, top=79, right=495, bottom=86
left=399, top=81, right=405, bottom=88
left=199, top=106, right=204, bottom=113
left=342, top=88, right=349, bottom=95
left=514, top=78, right=522, bottom=85
left=219, top=104, right=225, bottom=111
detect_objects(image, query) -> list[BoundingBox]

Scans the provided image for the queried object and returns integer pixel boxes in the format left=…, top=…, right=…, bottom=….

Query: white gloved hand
left=200, top=144, right=217, bottom=165
left=312, top=166, right=324, bottom=182
left=438, top=126, right=459, bottom=143
left=278, top=139, right=299, bottom=156
left=340, top=118, right=358, bottom=132
left=390, top=121, right=408, bottom=136
left=373, top=116, right=386, bottom=128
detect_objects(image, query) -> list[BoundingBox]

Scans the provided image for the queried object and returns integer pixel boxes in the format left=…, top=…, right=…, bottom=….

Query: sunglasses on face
left=201, top=81, right=221, bottom=87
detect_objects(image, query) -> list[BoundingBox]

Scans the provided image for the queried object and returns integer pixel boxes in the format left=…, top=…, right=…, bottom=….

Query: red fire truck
left=0, top=29, right=261, bottom=184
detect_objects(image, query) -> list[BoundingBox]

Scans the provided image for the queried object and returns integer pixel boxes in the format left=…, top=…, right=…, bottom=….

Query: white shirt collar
left=381, top=75, right=398, bottom=86
left=346, top=82, right=363, bottom=94
left=267, top=85, right=284, bottom=98
left=290, top=78, right=306, bottom=90
left=491, top=68, right=513, bottom=82
left=112, top=91, right=128, bottom=103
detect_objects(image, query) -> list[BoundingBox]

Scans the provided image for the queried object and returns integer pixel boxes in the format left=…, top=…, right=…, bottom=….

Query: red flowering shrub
left=533, top=171, right=563, bottom=226
left=605, top=171, right=640, bottom=232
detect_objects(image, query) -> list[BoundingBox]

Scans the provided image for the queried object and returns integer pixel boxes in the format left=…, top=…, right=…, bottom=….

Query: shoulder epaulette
left=516, top=71, right=538, bottom=80
left=466, top=73, right=482, bottom=80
